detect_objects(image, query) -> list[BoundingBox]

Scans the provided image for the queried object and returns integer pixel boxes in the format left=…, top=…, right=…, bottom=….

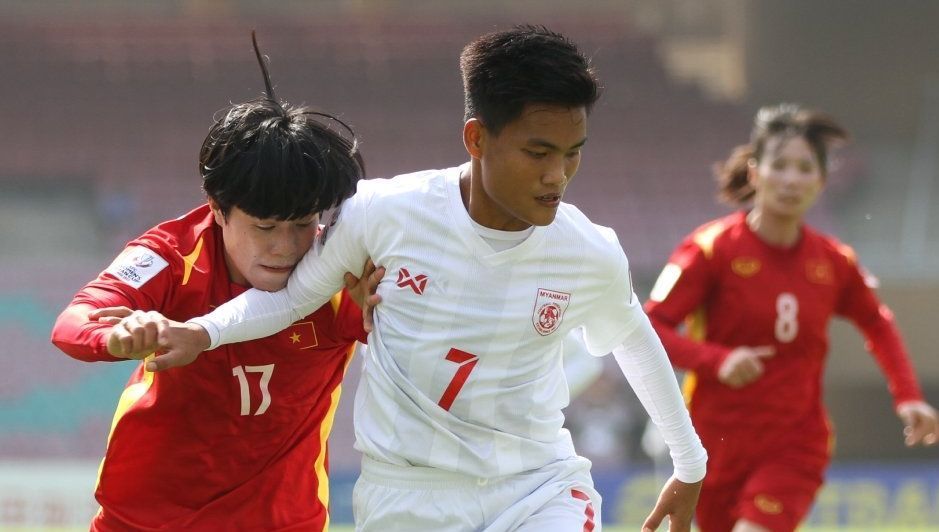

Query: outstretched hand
left=642, top=476, right=701, bottom=532
left=897, top=400, right=939, bottom=447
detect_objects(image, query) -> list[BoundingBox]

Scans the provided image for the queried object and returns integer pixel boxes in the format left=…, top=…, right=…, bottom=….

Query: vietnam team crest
left=532, top=288, right=571, bottom=336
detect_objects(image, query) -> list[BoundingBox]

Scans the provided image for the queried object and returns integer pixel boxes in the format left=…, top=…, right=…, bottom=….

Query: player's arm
left=152, top=193, right=372, bottom=371
left=612, top=310, right=705, bottom=531
left=838, top=257, right=939, bottom=446
left=645, top=240, right=730, bottom=374
left=582, top=248, right=705, bottom=531
left=51, top=250, right=170, bottom=362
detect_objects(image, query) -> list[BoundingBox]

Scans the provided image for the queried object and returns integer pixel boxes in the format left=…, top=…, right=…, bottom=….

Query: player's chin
left=249, top=271, right=291, bottom=292
left=529, top=209, right=559, bottom=226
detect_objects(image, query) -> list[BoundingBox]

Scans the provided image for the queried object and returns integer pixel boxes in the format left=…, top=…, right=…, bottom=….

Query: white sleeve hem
left=187, top=317, right=220, bottom=350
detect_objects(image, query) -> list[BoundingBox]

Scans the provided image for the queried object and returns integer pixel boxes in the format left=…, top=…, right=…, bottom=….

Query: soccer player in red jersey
left=645, top=103, right=939, bottom=532
left=49, top=36, right=373, bottom=531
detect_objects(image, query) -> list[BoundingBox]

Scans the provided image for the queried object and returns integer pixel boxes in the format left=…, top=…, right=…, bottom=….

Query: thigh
left=696, top=481, right=743, bottom=532
left=485, top=457, right=600, bottom=532
left=353, top=474, right=481, bottom=532
left=736, top=430, right=829, bottom=532
left=511, top=487, right=599, bottom=532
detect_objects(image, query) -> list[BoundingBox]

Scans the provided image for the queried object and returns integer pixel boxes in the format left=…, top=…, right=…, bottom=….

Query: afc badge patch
left=532, top=288, right=571, bottom=336
left=106, top=245, right=169, bottom=289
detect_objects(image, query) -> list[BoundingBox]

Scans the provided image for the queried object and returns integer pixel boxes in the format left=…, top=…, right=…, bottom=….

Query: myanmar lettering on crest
left=532, top=288, right=571, bottom=336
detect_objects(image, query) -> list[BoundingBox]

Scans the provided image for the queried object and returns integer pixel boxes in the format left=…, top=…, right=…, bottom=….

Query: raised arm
left=151, top=195, right=371, bottom=371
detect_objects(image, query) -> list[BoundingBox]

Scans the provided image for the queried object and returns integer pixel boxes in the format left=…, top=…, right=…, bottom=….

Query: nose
left=268, top=229, right=300, bottom=259
left=542, top=158, right=567, bottom=186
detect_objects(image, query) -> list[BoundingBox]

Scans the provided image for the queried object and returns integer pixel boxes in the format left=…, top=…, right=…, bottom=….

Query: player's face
left=213, top=204, right=318, bottom=291
left=750, top=135, right=824, bottom=221
left=475, top=104, right=587, bottom=230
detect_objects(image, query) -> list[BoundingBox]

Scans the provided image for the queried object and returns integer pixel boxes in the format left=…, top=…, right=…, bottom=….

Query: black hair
left=460, top=25, right=601, bottom=135
left=201, top=32, right=364, bottom=220
left=716, top=103, right=849, bottom=205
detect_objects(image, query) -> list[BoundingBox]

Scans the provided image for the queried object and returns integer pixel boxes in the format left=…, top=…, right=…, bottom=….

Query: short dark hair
left=460, top=25, right=601, bottom=135
left=201, top=33, right=364, bottom=220
left=715, top=103, right=849, bottom=205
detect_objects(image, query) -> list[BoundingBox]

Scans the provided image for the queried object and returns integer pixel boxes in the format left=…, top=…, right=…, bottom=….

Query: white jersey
left=192, top=165, right=706, bottom=481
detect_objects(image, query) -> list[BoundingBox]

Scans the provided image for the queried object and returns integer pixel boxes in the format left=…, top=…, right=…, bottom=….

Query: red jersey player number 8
left=775, top=293, right=799, bottom=343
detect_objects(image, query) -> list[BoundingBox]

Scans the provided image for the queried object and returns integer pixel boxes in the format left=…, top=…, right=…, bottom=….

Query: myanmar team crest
left=532, top=288, right=571, bottom=336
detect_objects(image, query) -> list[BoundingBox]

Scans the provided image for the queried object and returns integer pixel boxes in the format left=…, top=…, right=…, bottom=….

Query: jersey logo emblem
left=754, top=493, right=783, bottom=515
left=106, top=245, right=170, bottom=289
left=532, top=288, right=571, bottom=336
left=315, top=205, right=342, bottom=255
left=396, top=267, right=428, bottom=295
left=731, top=257, right=761, bottom=277
left=285, top=321, right=319, bottom=349
left=806, top=259, right=833, bottom=284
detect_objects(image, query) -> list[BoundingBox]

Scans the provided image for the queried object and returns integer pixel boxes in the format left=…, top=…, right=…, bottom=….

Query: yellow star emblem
left=290, top=332, right=301, bottom=344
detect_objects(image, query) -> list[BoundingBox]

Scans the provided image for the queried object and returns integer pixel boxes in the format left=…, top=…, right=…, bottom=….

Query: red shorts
left=694, top=418, right=831, bottom=532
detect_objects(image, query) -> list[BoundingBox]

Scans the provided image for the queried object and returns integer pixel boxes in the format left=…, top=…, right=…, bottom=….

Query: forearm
left=190, top=287, right=322, bottom=349
left=50, top=304, right=123, bottom=362
left=859, top=306, right=923, bottom=406
left=614, top=316, right=707, bottom=483
left=648, top=314, right=730, bottom=376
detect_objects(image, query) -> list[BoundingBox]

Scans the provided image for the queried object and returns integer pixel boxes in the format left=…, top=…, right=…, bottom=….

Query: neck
left=459, top=162, right=474, bottom=212
left=460, top=160, right=531, bottom=231
left=746, top=208, right=802, bottom=248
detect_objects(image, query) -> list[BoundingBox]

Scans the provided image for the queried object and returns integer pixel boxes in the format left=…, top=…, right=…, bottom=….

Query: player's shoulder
left=352, top=167, right=459, bottom=229
left=134, top=204, right=215, bottom=261
left=685, top=211, right=745, bottom=258
left=104, top=205, right=215, bottom=291
left=803, top=225, right=858, bottom=265
left=553, top=203, right=626, bottom=268
left=356, top=167, right=452, bottom=200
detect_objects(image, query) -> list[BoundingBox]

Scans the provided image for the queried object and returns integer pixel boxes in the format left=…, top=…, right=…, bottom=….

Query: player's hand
left=717, top=345, right=775, bottom=388
left=343, top=258, right=385, bottom=333
left=896, top=400, right=939, bottom=447
left=642, top=476, right=701, bottom=531
left=344, top=259, right=385, bottom=310
left=88, top=306, right=134, bottom=325
left=144, top=322, right=212, bottom=372
left=104, top=309, right=171, bottom=360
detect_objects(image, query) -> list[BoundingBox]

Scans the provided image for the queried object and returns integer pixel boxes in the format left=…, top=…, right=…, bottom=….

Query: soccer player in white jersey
left=153, top=25, right=707, bottom=531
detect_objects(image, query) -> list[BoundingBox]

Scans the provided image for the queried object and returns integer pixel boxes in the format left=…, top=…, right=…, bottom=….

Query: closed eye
left=523, top=149, right=548, bottom=159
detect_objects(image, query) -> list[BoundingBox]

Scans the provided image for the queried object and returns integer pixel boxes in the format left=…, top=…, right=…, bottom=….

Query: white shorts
left=353, top=455, right=601, bottom=531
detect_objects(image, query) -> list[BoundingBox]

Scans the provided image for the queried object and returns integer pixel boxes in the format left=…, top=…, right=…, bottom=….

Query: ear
left=207, top=198, right=226, bottom=226
left=463, top=118, right=485, bottom=159
left=746, top=158, right=759, bottom=186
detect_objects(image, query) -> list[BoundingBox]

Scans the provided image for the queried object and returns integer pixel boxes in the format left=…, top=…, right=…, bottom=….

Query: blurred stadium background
left=1, top=0, right=937, bottom=529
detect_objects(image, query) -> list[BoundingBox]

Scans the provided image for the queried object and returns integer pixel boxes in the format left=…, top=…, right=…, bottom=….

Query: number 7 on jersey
left=438, top=348, right=479, bottom=411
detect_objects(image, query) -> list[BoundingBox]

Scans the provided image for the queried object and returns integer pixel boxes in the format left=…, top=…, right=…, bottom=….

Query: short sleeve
left=581, top=245, right=644, bottom=356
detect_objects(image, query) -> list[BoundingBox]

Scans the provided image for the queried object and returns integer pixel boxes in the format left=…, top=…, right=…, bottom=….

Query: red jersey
left=645, top=211, right=923, bottom=429
left=51, top=204, right=366, bottom=531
